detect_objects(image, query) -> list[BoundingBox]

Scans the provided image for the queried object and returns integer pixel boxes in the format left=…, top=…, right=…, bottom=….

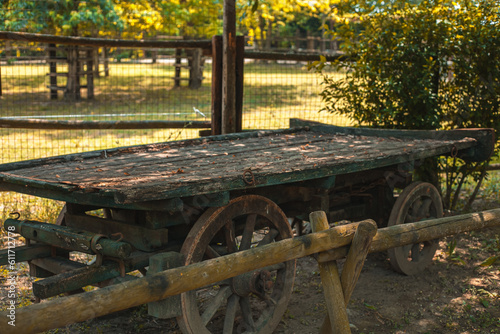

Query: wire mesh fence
left=0, top=40, right=213, bottom=164
left=242, top=60, right=348, bottom=129
left=1, top=39, right=349, bottom=164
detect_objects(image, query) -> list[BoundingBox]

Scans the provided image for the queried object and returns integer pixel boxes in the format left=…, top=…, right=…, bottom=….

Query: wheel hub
left=232, top=269, right=273, bottom=298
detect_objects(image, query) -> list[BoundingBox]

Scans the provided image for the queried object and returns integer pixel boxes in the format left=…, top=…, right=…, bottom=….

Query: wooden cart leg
left=310, top=212, right=377, bottom=334
left=147, top=252, right=184, bottom=319
left=310, top=211, right=351, bottom=334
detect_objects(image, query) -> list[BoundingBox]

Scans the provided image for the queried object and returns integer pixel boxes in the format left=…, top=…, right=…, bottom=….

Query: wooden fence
left=0, top=31, right=343, bottom=136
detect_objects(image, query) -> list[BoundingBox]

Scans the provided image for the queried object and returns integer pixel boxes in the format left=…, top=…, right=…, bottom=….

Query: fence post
left=103, top=48, right=109, bottom=77
left=174, top=48, right=182, bottom=88
left=211, top=36, right=223, bottom=136
left=318, top=217, right=377, bottom=333
left=93, top=47, right=100, bottom=78
left=49, top=44, right=58, bottom=100
left=86, top=48, right=94, bottom=99
left=222, top=0, right=237, bottom=134
left=235, top=36, right=244, bottom=132
left=188, top=48, right=203, bottom=89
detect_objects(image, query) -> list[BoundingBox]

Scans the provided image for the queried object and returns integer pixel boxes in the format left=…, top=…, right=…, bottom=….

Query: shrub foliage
left=314, top=0, right=500, bottom=210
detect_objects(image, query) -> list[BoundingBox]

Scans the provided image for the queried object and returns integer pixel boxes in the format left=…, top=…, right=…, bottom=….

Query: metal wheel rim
left=177, top=195, right=296, bottom=334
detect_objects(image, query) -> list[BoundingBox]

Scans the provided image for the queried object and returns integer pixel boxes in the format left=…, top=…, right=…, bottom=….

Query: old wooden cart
left=0, top=119, right=495, bottom=333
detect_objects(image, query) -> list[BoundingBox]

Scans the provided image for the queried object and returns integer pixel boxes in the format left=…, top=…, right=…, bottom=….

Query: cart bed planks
left=0, top=120, right=493, bottom=206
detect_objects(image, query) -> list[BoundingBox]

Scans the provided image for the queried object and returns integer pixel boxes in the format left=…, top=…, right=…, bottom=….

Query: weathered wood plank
left=290, top=119, right=495, bottom=162
left=0, top=127, right=308, bottom=172
left=6, top=132, right=475, bottom=183
left=0, top=123, right=487, bottom=205
left=310, top=211, right=351, bottom=334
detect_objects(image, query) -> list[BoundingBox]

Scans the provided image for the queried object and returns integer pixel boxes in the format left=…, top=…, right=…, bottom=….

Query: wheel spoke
left=402, top=244, right=413, bottom=257
left=411, top=198, right=423, bottom=214
left=225, top=220, right=237, bottom=253
left=411, top=243, right=421, bottom=262
left=388, top=183, right=442, bottom=275
left=257, top=228, right=279, bottom=246
left=240, top=296, right=256, bottom=331
left=417, top=198, right=433, bottom=219
left=201, top=286, right=232, bottom=326
left=205, top=245, right=221, bottom=259
left=240, top=214, right=257, bottom=250
left=223, top=294, right=240, bottom=334
left=405, top=213, right=418, bottom=223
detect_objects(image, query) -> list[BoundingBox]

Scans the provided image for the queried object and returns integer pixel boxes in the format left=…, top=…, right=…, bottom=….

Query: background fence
left=0, top=36, right=349, bottom=165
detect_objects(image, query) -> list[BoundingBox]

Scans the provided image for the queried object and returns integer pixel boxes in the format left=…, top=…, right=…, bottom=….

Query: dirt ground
left=1, top=206, right=499, bottom=334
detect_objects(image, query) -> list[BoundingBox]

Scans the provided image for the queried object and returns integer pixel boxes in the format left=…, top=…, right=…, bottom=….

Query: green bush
left=313, top=0, right=500, bottom=210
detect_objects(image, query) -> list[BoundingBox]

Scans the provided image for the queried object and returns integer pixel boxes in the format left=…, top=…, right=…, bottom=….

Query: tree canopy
left=1, top=0, right=123, bottom=36
left=314, top=0, right=500, bottom=131
left=0, top=0, right=340, bottom=42
left=312, top=0, right=500, bottom=210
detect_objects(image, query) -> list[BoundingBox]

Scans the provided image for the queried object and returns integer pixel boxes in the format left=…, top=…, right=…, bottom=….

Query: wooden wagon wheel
left=388, top=181, right=443, bottom=275
left=177, top=195, right=296, bottom=334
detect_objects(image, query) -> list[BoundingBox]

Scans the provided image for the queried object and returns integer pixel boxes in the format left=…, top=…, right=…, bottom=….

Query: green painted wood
left=5, top=219, right=132, bottom=259
left=0, top=176, right=183, bottom=211
left=32, top=259, right=125, bottom=299
left=31, top=247, right=182, bottom=299
left=30, top=256, right=86, bottom=276
left=147, top=252, right=183, bottom=318
left=65, top=213, right=169, bottom=252
left=0, top=244, right=52, bottom=265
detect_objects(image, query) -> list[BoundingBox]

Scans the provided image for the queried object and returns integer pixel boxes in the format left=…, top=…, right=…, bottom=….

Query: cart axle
left=4, top=219, right=132, bottom=259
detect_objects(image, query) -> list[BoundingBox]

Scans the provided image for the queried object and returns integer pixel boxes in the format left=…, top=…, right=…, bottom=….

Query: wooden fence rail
left=0, top=119, right=211, bottom=130
left=0, top=32, right=212, bottom=51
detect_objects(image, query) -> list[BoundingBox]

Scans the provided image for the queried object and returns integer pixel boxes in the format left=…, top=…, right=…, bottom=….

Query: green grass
left=0, top=61, right=350, bottom=163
